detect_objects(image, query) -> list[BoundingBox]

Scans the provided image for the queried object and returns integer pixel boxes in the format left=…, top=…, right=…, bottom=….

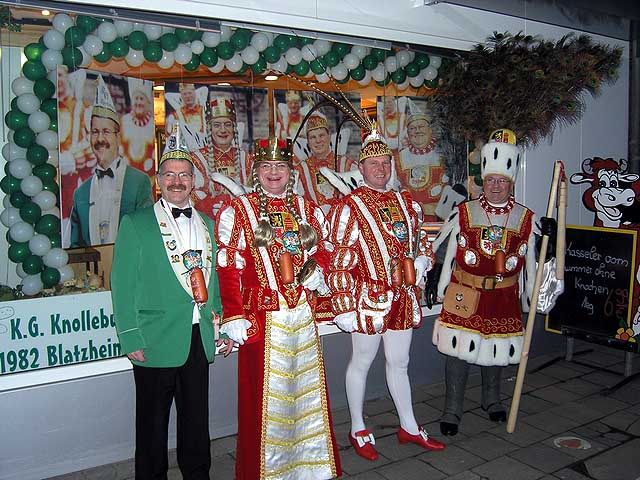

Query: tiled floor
left=49, top=341, right=640, bottom=480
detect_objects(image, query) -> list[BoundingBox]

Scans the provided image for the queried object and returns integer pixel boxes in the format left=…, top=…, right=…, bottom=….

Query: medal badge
left=182, top=249, right=203, bottom=271
left=282, top=230, right=302, bottom=254
left=391, top=221, right=409, bottom=243
left=481, top=225, right=505, bottom=255
left=166, top=239, right=177, bottom=251
left=99, top=221, right=110, bottom=244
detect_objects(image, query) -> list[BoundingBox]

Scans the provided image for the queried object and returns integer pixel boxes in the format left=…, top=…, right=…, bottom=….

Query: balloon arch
left=1, top=12, right=443, bottom=296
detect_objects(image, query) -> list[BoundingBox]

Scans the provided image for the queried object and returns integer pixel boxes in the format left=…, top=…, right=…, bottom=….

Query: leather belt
left=454, top=270, right=518, bottom=291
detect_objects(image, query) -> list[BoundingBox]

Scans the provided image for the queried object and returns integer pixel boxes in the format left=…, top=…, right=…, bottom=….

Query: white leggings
left=345, top=329, right=419, bottom=436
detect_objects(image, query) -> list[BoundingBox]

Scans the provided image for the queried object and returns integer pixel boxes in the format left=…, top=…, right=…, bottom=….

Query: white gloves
left=359, top=288, right=393, bottom=333
left=219, top=318, right=251, bottom=345
left=301, top=267, right=330, bottom=295
left=333, top=311, right=357, bottom=333
left=414, top=255, right=433, bottom=287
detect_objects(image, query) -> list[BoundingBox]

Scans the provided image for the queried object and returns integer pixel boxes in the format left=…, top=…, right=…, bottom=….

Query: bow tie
left=96, top=168, right=114, bottom=179
left=172, top=207, right=193, bottom=219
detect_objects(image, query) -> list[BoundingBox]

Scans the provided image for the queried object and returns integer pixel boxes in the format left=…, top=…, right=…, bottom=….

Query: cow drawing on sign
left=569, top=157, right=639, bottom=228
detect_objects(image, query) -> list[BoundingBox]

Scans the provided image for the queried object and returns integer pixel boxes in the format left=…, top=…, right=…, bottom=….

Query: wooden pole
left=507, top=160, right=563, bottom=433
left=556, top=165, right=568, bottom=280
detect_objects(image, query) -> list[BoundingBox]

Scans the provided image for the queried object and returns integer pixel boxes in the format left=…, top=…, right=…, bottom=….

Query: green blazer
left=70, top=165, right=153, bottom=247
left=111, top=205, right=222, bottom=367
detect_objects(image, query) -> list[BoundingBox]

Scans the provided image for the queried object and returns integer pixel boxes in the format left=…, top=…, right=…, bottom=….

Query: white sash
left=88, top=157, right=125, bottom=245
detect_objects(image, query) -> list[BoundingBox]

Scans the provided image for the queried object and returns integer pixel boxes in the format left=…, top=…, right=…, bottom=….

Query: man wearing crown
left=275, top=90, right=310, bottom=140
left=111, top=122, right=230, bottom=480
left=165, top=83, right=208, bottom=148
left=69, top=75, right=153, bottom=247
left=214, top=137, right=341, bottom=479
left=326, top=125, right=445, bottom=461
left=431, top=129, right=539, bottom=436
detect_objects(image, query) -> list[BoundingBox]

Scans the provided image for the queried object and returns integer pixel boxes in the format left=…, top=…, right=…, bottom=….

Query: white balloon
left=43, top=206, right=60, bottom=218
left=133, top=22, right=146, bottom=31
left=220, top=25, right=233, bottom=41
left=397, top=79, right=410, bottom=91
left=10, top=222, right=35, bottom=243
left=21, top=175, right=44, bottom=197
left=250, top=32, right=269, bottom=52
left=125, top=49, right=145, bottom=67
left=0, top=207, right=21, bottom=227
left=47, top=69, right=58, bottom=85
left=52, top=13, right=73, bottom=33
left=371, top=64, right=386, bottom=82
left=2, top=142, right=26, bottom=161
left=97, top=22, right=118, bottom=43
left=36, top=130, right=58, bottom=150
left=44, top=248, right=69, bottom=268
left=47, top=150, right=59, bottom=167
left=351, top=45, right=369, bottom=59
left=58, top=265, right=75, bottom=283
left=174, top=44, right=193, bottom=65
left=423, top=65, right=438, bottom=81
left=83, top=34, right=103, bottom=56
left=301, top=44, right=318, bottom=62
left=304, top=69, right=315, bottom=78
left=316, top=72, right=330, bottom=83
left=409, top=72, right=424, bottom=88
left=3, top=196, right=10, bottom=208
left=29, top=234, right=52, bottom=256
left=143, top=24, right=163, bottom=41
left=8, top=159, right=32, bottom=179
left=202, top=31, right=221, bottom=48
left=28, top=112, right=50, bottom=133
left=191, top=40, right=205, bottom=55
left=396, top=50, right=412, bottom=68
left=22, top=275, right=43, bottom=296
left=161, top=26, right=174, bottom=34
left=33, top=191, right=57, bottom=210
left=357, top=70, right=372, bottom=86
left=16, top=263, right=28, bottom=279
left=41, top=50, right=63, bottom=72
left=208, top=57, right=225, bottom=73
left=17, top=93, right=41, bottom=115
left=11, top=77, right=34, bottom=97
left=384, top=56, right=398, bottom=73
left=313, top=40, right=331, bottom=56
left=225, top=53, right=243, bottom=72
left=408, top=51, right=416, bottom=62
left=285, top=47, right=302, bottom=66
left=42, top=30, right=64, bottom=52
left=331, top=63, right=348, bottom=81
left=429, top=55, right=442, bottom=68
left=158, top=50, right=175, bottom=69
left=342, top=53, right=360, bottom=70
left=270, top=56, right=288, bottom=73
left=78, top=46, right=92, bottom=68
left=240, top=45, right=260, bottom=65
left=114, top=20, right=134, bottom=37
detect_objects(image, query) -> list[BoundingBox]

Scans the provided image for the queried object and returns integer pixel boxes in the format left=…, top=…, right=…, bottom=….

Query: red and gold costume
left=215, top=192, right=341, bottom=480
left=121, top=110, right=155, bottom=175
left=296, top=152, right=354, bottom=211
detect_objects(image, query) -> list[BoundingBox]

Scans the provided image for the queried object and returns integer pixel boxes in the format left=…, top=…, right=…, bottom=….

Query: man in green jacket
left=111, top=124, right=231, bottom=480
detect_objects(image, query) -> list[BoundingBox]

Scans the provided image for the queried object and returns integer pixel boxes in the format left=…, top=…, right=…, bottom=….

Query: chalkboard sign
left=546, top=225, right=638, bottom=352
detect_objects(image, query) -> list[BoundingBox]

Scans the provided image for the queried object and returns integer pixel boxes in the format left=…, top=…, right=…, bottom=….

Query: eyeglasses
left=90, top=128, right=119, bottom=137
left=484, top=177, right=511, bottom=185
left=160, top=171, right=193, bottom=181
left=257, top=162, right=289, bottom=172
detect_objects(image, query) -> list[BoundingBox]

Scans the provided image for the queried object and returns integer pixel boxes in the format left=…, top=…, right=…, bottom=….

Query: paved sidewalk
left=50, top=341, right=640, bottom=480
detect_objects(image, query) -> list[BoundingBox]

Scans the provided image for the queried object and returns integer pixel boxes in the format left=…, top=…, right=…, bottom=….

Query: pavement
left=49, top=340, right=640, bottom=480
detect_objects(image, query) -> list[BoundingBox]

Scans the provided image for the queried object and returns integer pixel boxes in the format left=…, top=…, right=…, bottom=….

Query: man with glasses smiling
left=69, top=75, right=152, bottom=247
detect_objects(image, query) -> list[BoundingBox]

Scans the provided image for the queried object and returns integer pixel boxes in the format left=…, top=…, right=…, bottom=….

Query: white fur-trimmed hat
left=480, top=128, right=521, bottom=182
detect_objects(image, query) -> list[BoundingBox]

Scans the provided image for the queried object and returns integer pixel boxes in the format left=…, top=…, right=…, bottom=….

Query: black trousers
left=132, top=324, right=211, bottom=480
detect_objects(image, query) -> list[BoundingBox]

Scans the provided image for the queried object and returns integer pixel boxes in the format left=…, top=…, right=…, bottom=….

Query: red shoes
left=397, top=427, right=446, bottom=451
left=349, top=429, right=379, bottom=461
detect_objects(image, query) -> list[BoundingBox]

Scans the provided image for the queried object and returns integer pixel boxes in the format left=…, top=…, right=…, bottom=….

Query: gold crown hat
left=254, top=137, right=294, bottom=164
left=406, top=98, right=430, bottom=126
left=210, top=96, right=236, bottom=119
left=160, top=122, right=193, bottom=164
left=305, top=112, right=329, bottom=135
left=359, top=121, right=392, bottom=162
left=92, top=75, right=119, bottom=126
left=285, top=90, right=302, bottom=102
left=480, top=128, right=521, bottom=182
left=178, top=82, right=196, bottom=92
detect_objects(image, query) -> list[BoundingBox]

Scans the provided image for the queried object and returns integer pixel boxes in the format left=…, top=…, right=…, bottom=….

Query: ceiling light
left=41, top=9, right=50, bottom=15
left=265, top=75, right=278, bottom=81
left=217, top=82, right=231, bottom=86
left=153, top=85, right=164, bottom=91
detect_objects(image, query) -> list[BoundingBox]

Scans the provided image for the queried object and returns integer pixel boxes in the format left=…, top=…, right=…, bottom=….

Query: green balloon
left=11, top=97, right=19, bottom=110
left=50, top=234, right=62, bottom=248
left=61, top=46, right=83, bottom=68
left=294, top=60, right=310, bottom=76
left=468, top=162, right=481, bottom=176
left=76, top=15, right=99, bottom=33
left=13, top=128, right=36, bottom=148
left=199, top=47, right=218, bottom=67
left=331, top=43, right=349, bottom=59
left=175, top=28, right=195, bottom=43
left=362, top=54, right=378, bottom=71
left=263, top=46, right=280, bottom=64
left=65, top=26, right=86, bottom=47
left=41, top=180, right=59, bottom=195
left=285, top=63, right=294, bottom=74
left=298, top=37, right=314, bottom=47
left=8, top=242, right=31, bottom=263
left=251, top=57, right=267, bottom=74
left=424, top=78, right=439, bottom=89
left=183, top=54, right=201, bottom=72
left=5, top=109, right=29, bottom=130
left=310, top=59, right=326, bottom=74
left=128, top=30, right=148, bottom=50
left=349, top=65, right=366, bottom=81
left=40, top=99, right=58, bottom=120
left=323, top=51, right=339, bottom=68
left=192, top=31, right=203, bottom=41
left=230, top=29, right=251, bottom=51
left=1, top=175, right=21, bottom=195
left=143, top=41, right=163, bottom=62
left=371, top=48, right=386, bottom=62
left=474, top=174, right=483, bottom=187
left=19, top=201, right=42, bottom=224
left=335, top=75, right=350, bottom=84
left=33, top=164, right=56, bottom=182
left=22, top=60, right=47, bottom=81
left=27, top=145, right=49, bottom=166
left=24, top=42, right=46, bottom=61
left=94, top=44, right=112, bottom=63
left=49, top=118, right=58, bottom=132
left=4, top=162, right=10, bottom=175
left=376, top=74, right=392, bottom=87
left=237, top=63, right=249, bottom=75
left=41, top=267, right=61, bottom=288
left=414, top=53, right=429, bottom=69
left=391, top=68, right=407, bottom=84
left=160, top=33, right=179, bottom=52
left=10, top=191, right=29, bottom=208
left=34, top=78, right=56, bottom=100
left=22, top=255, right=44, bottom=275
left=405, top=62, right=420, bottom=78
left=35, top=214, right=60, bottom=236
left=109, top=38, right=129, bottom=58
left=273, top=34, right=290, bottom=53
left=217, top=41, right=235, bottom=60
